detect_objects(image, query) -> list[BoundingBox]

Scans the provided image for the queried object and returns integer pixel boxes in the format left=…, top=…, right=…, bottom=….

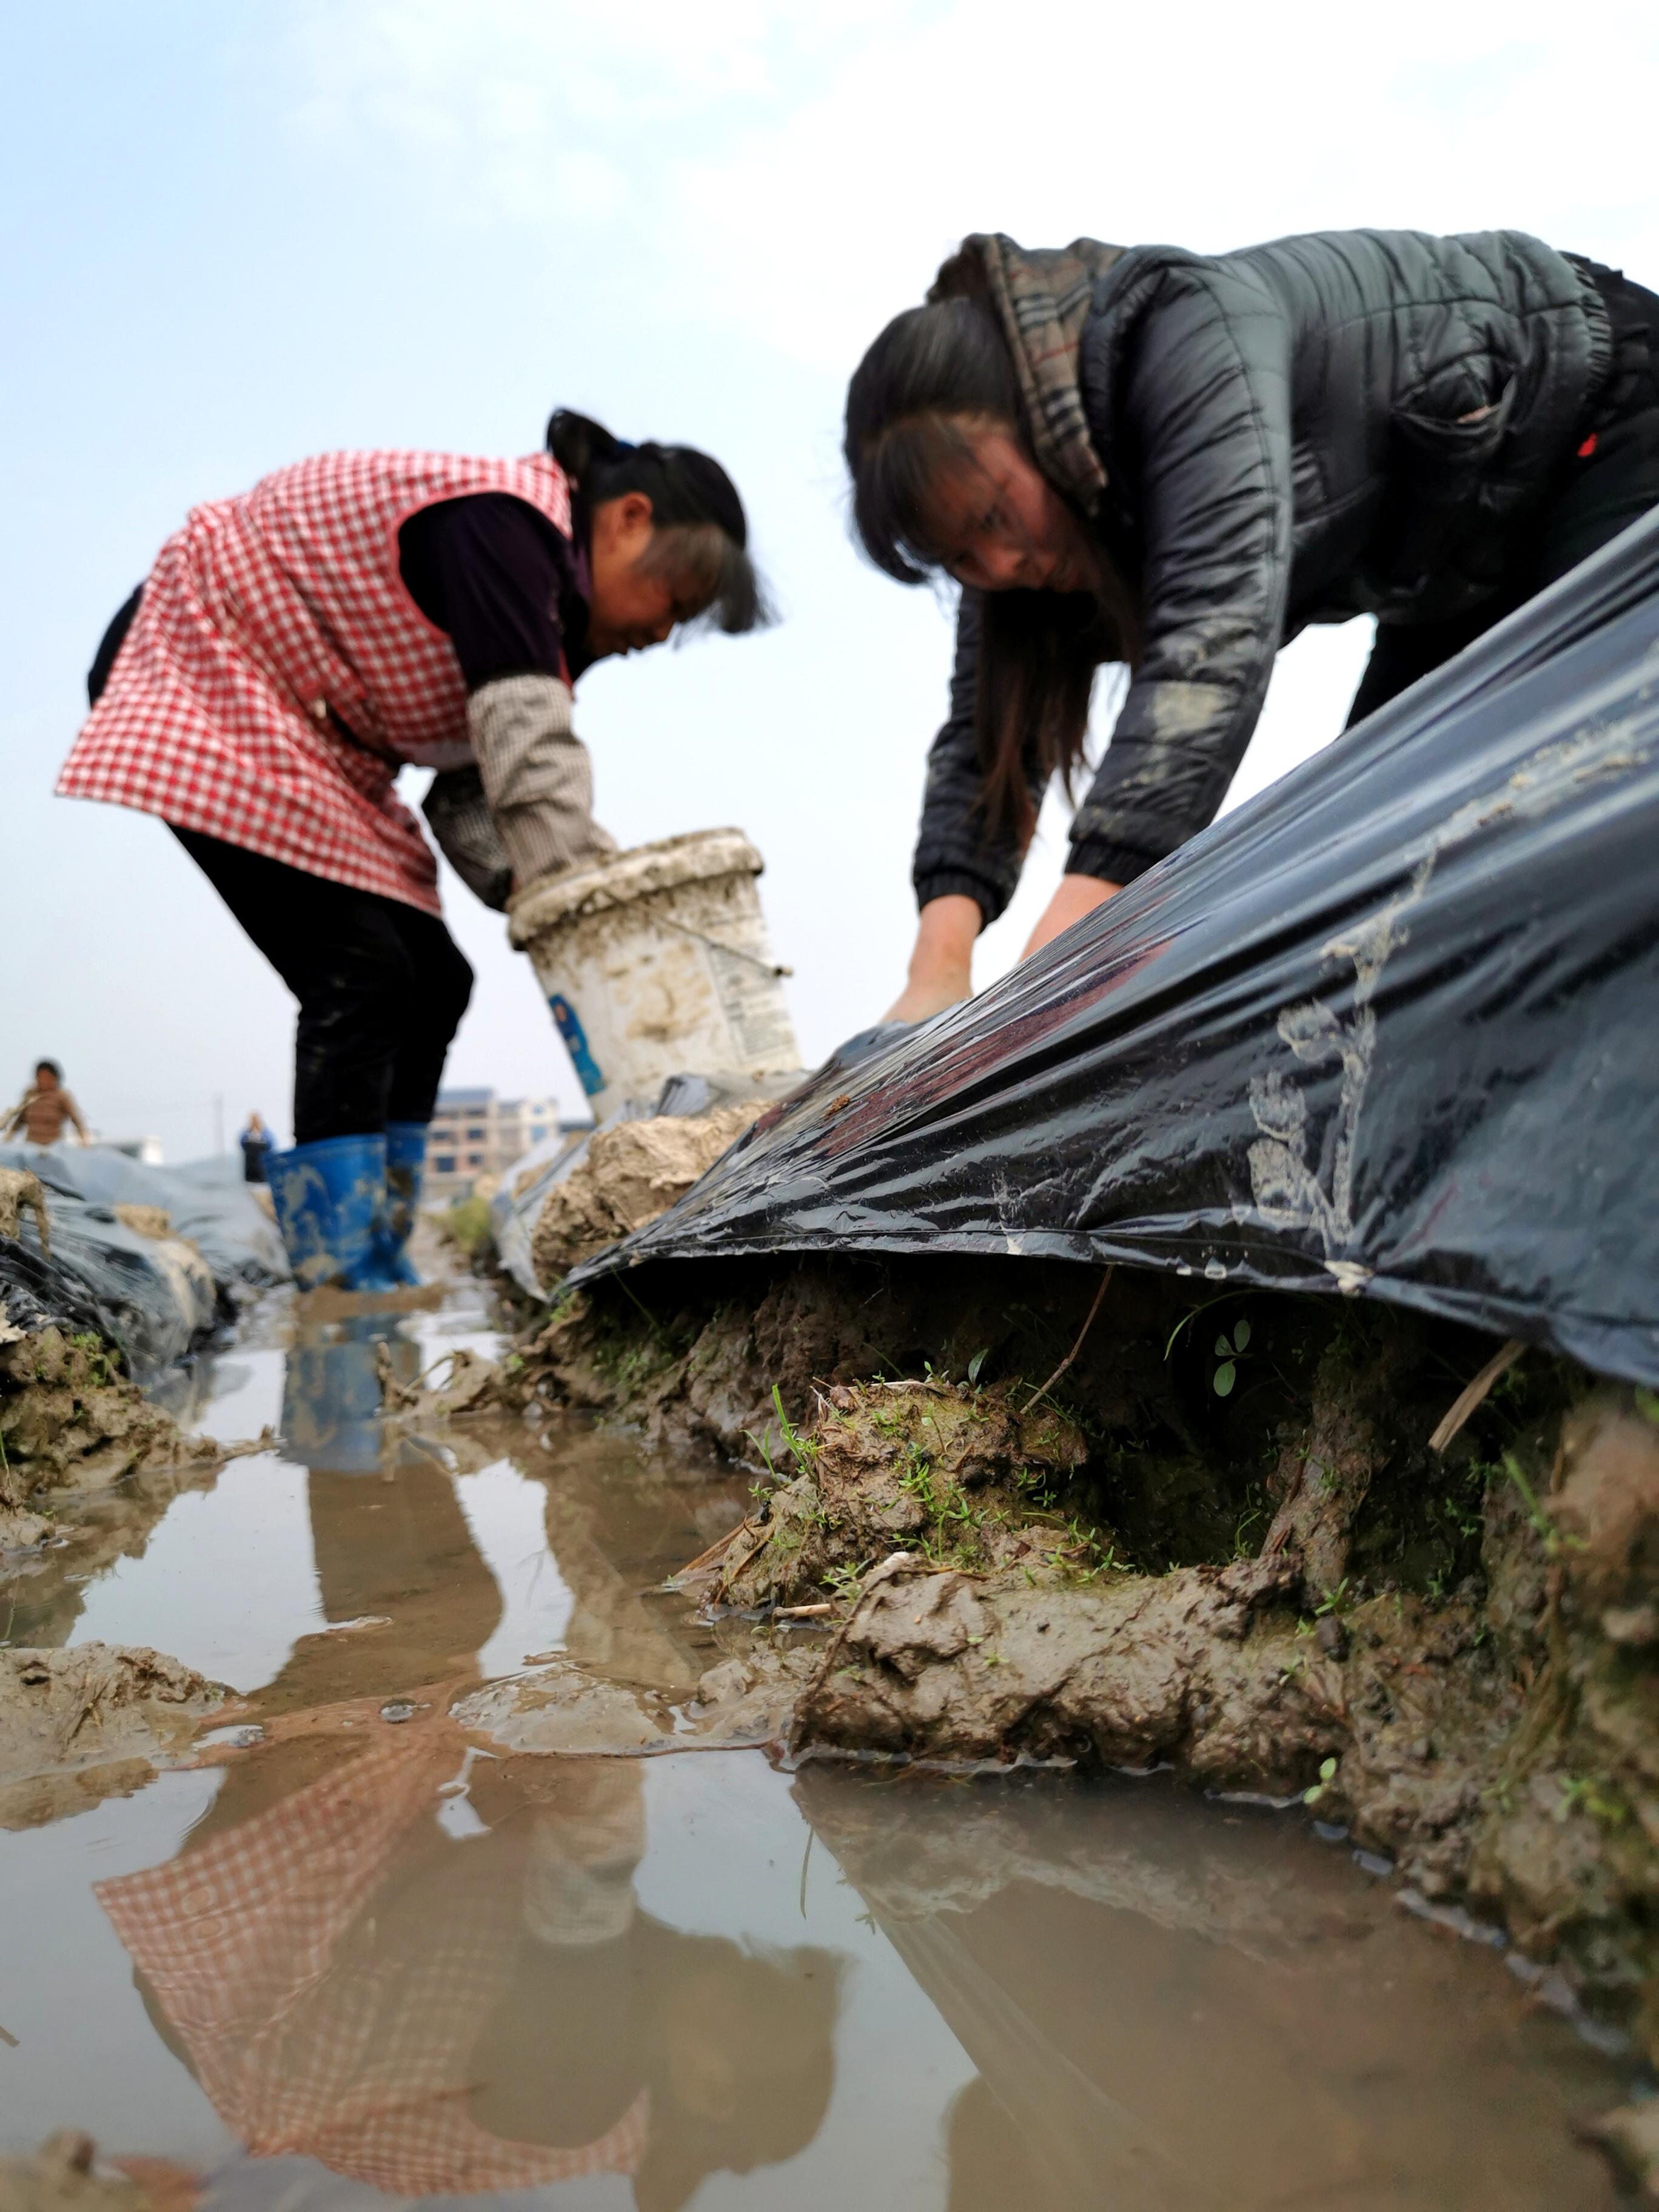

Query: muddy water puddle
left=0, top=1282, right=1636, bottom=2208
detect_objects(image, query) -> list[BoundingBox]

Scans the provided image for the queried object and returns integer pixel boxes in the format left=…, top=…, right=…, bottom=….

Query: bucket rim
left=506, top=828, right=764, bottom=940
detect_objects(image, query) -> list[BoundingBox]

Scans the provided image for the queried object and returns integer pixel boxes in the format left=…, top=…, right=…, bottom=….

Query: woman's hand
left=883, top=894, right=981, bottom=1022
left=1021, top=873, right=1122, bottom=959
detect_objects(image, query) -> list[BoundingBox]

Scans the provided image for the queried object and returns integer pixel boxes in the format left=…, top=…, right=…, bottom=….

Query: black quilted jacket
left=913, top=227, right=1612, bottom=920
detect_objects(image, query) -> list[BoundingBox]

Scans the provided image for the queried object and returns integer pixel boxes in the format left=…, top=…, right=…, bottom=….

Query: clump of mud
left=0, top=1643, right=229, bottom=1829
left=451, top=1641, right=819, bottom=1757
left=0, top=1167, right=51, bottom=1251
left=377, top=1342, right=504, bottom=1426
left=0, top=1322, right=248, bottom=1530
left=110, top=1204, right=171, bottom=1241
left=1580, top=2099, right=1659, bottom=2199
left=530, top=1103, right=766, bottom=1281
left=501, top=1252, right=1659, bottom=2059
left=0, top=2133, right=179, bottom=2212
left=707, top=1379, right=1090, bottom=1610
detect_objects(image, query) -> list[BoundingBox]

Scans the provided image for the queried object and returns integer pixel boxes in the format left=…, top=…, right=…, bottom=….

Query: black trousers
left=173, top=829, right=474, bottom=1145
left=1348, top=265, right=1659, bottom=726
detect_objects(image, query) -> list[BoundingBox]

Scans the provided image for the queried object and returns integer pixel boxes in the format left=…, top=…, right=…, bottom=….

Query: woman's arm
left=1067, top=254, right=1296, bottom=879
left=894, top=592, right=1047, bottom=1015
left=468, top=675, right=614, bottom=886
left=399, top=495, right=612, bottom=892
left=884, top=894, right=982, bottom=1021
left=1020, top=871, right=1123, bottom=957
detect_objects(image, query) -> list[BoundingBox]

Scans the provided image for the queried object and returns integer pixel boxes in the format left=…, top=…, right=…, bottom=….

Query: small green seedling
left=1502, top=1450, right=1583, bottom=1556
left=1212, top=1317, right=1252, bottom=1396
left=967, top=1346, right=991, bottom=1385
left=766, top=1384, right=817, bottom=1478
left=1304, top=1755, right=1338, bottom=1806
left=1556, top=1774, right=1627, bottom=1827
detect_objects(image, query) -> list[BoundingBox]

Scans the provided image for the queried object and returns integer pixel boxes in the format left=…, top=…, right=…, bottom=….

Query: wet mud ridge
left=486, top=1250, right=1659, bottom=2080
left=1, top=1316, right=265, bottom=1552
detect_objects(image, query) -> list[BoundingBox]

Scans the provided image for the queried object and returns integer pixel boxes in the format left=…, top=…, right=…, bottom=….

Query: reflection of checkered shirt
left=95, top=1738, right=646, bottom=2196
left=58, top=450, right=572, bottom=916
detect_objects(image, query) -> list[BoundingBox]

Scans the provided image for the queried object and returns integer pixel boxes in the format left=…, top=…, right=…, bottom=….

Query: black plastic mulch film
left=0, top=1150, right=285, bottom=1378
left=574, top=511, right=1659, bottom=1387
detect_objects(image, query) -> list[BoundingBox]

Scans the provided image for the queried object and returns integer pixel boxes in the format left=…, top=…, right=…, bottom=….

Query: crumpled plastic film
left=0, top=1147, right=286, bottom=1375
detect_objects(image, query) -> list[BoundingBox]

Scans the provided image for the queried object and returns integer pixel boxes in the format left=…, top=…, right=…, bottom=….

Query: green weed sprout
left=1303, top=1756, right=1339, bottom=1806
left=1212, top=1317, right=1252, bottom=1397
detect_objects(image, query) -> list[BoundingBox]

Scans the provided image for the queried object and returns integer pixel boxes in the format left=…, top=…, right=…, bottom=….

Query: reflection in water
left=85, top=1742, right=1623, bottom=2211
left=280, top=1310, right=421, bottom=1476
left=100, top=1741, right=842, bottom=2208
left=801, top=1771, right=1621, bottom=2212
left=93, top=1301, right=839, bottom=2207
left=270, top=1304, right=737, bottom=1711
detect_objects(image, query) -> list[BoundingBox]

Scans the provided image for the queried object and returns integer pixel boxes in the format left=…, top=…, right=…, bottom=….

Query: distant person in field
left=240, top=1110, right=273, bottom=1185
left=4, top=1060, right=90, bottom=1148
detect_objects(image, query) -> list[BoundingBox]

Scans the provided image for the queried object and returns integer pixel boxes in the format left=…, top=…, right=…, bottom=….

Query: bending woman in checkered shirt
left=59, top=412, right=767, bottom=1292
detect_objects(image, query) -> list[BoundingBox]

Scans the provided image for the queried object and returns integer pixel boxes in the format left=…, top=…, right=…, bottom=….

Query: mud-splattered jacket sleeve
left=910, top=591, right=1048, bottom=926
left=1069, top=258, right=1295, bottom=882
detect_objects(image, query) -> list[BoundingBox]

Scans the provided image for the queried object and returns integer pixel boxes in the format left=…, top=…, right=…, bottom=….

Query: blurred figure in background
left=240, top=1109, right=272, bottom=1184
left=4, top=1059, right=90, bottom=1147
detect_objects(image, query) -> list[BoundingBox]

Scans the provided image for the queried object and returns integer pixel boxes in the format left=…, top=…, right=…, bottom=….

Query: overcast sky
left=7, top=2, right=1657, bottom=1158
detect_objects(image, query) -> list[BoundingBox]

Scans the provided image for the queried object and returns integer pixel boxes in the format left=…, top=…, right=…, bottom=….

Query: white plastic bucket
left=506, top=829, right=801, bottom=1120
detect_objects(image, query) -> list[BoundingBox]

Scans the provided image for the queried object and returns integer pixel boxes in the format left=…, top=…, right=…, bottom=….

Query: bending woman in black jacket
left=845, top=229, right=1659, bottom=1019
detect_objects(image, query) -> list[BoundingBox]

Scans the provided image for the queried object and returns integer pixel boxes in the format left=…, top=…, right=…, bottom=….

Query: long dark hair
left=546, top=409, right=770, bottom=634
left=843, top=295, right=1138, bottom=842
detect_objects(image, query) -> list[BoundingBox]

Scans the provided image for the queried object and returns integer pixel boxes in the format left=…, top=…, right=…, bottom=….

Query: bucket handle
left=657, top=914, right=793, bottom=979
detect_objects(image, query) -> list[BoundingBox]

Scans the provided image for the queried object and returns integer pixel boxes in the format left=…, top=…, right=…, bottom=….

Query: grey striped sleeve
left=466, top=672, right=617, bottom=890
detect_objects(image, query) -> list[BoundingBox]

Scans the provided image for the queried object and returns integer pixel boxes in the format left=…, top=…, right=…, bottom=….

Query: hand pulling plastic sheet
left=574, top=512, right=1659, bottom=1386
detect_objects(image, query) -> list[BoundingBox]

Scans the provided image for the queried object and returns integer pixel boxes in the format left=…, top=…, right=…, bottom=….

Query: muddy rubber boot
left=267, top=1133, right=401, bottom=1293
left=380, top=1121, right=427, bottom=1286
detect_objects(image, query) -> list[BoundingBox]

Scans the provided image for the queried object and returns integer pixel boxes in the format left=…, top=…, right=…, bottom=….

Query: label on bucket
left=548, top=994, right=606, bottom=1097
left=705, top=941, right=799, bottom=1068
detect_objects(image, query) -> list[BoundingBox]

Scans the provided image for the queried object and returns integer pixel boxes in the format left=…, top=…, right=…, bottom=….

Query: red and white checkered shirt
left=57, top=449, right=574, bottom=916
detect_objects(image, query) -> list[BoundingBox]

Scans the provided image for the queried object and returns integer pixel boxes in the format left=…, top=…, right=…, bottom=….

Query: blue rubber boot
left=380, top=1121, right=428, bottom=1287
left=267, top=1133, right=401, bottom=1293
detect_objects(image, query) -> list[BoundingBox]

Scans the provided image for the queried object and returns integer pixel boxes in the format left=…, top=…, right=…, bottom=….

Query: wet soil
left=0, top=1265, right=1645, bottom=2208
left=1, top=1319, right=253, bottom=1515
left=505, top=1252, right=1659, bottom=2077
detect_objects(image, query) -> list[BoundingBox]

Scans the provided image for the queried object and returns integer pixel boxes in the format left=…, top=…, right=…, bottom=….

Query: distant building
left=426, top=1088, right=585, bottom=1200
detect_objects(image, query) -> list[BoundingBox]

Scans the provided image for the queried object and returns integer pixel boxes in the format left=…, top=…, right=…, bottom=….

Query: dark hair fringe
left=843, top=295, right=1139, bottom=841
left=546, top=408, right=771, bottom=634
left=35, top=1059, right=62, bottom=1079
left=843, top=299, right=1019, bottom=582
